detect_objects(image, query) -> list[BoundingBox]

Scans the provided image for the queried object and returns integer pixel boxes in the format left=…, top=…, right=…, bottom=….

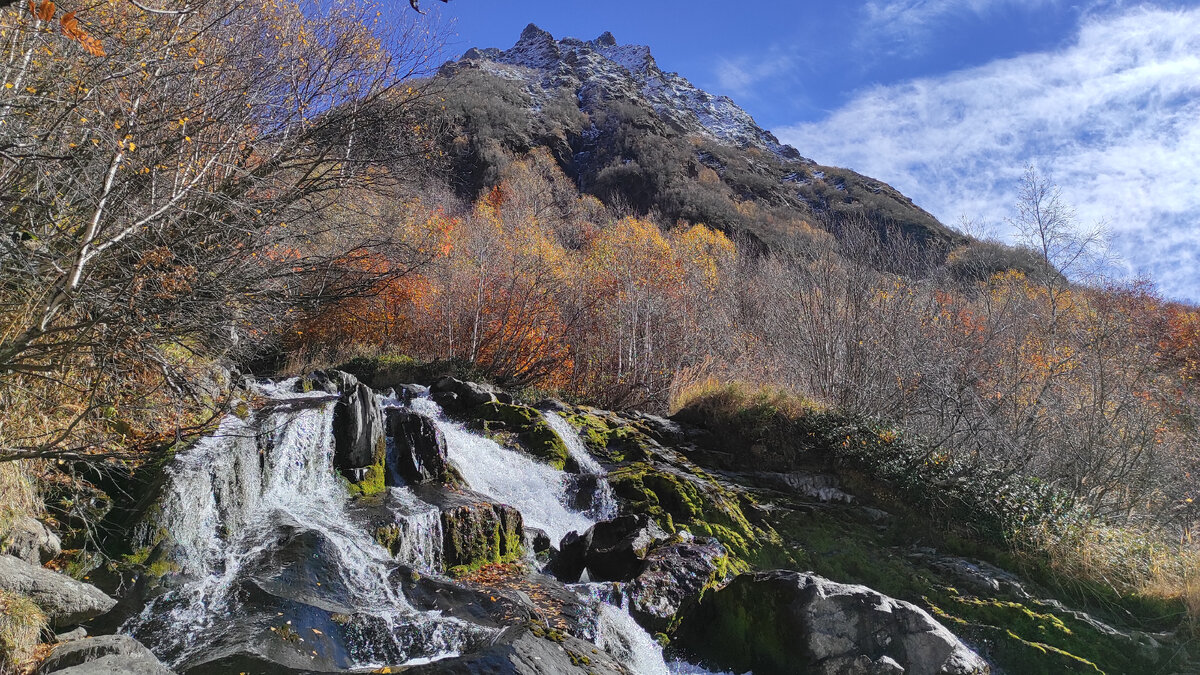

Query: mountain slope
left=435, top=24, right=962, bottom=252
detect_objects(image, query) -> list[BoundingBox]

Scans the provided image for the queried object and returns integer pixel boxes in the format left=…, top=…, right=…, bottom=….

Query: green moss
left=608, top=462, right=768, bottom=567
left=468, top=402, right=569, bottom=470
left=344, top=436, right=388, bottom=498
left=441, top=503, right=524, bottom=574
left=563, top=412, right=652, bottom=462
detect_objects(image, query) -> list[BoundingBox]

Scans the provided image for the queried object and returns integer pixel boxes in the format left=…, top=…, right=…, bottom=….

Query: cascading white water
left=596, top=603, right=671, bottom=675
left=542, top=412, right=619, bottom=521
left=124, top=382, right=482, bottom=669
left=409, top=397, right=595, bottom=545
left=382, top=486, right=444, bottom=574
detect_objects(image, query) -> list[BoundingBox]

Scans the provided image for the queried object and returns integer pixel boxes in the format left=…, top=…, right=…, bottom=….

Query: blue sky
left=424, top=1, right=1200, bottom=303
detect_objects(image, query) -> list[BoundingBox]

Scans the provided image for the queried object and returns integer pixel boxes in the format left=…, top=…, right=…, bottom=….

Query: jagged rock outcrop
left=677, top=570, right=990, bottom=675
left=384, top=409, right=450, bottom=484
left=625, top=536, right=728, bottom=632
left=1, top=515, right=61, bottom=565
left=552, top=514, right=668, bottom=583
left=430, top=376, right=505, bottom=413
left=332, top=377, right=385, bottom=477
left=413, top=486, right=524, bottom=574
left=38, top=635, right=174, bottom=674
left=0, top=555, right=115, bottom=628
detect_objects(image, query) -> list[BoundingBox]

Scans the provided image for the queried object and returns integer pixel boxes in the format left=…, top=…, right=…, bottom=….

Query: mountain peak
left=451, top=26, right=800, bottom=160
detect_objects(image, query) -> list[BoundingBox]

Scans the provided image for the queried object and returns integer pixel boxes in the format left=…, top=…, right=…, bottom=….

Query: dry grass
left=0, top=462, right=39, bottom=543
left=669, top=377, right=824, bottom=418
left=1037, top=522, right=1200, bottom=634
left=0, top=588, right=46, bottom=674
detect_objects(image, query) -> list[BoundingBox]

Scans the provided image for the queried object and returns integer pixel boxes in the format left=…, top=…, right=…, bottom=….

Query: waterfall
left=380, top=486, right=444, bottom=574
left=541, top=412, right=619, bottom=521
left=596, top=603, right=671, bottom=675
left=409, top=397, right=595, bottom=545
left=124, top=381, right=482, bottom=670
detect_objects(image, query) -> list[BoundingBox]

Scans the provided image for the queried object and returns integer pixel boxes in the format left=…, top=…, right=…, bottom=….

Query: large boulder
left=625, top=536, right=728, bottom=632
left=430, top=377, right=499, bottom=413
left=412, top=486, right=524, bottom=575
left=333, top=378, right=385, bottom=475
left=676, top=570, right=990, bottom=675
left=384, top=409, right=449, bottom=484
left=400, top=625, right=627, bottom=674
left=1, top=515, right=61, bottom=565
left=38, top=634, right=174, bottom=674
left=551, top=514, right=667, bottom=583
left=0, top=555, right=115, bottom=628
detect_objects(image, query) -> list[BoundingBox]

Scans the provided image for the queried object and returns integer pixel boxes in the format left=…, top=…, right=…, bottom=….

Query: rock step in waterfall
left=13, top=369, right=1007, bottom=674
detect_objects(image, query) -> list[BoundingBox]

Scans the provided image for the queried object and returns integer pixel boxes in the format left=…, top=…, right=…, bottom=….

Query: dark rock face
left=676, top=570, right=990, bottom=675
left=0, top=555, right=115, bottom=628
left=413, top=486, right=525, bottom=573
left=402, top=626, right=626, bottom=674
left=38, top=634, right=174, bottom=674
left=523, top=527, right=552, bottom=555
left=1, top=515, right=61, bottom=565
left=430, top=377, right=497, bottom=413
left=332, top=379, right=385, bottom=476
left=384, top=409, right=449, bottom=484
left=625, top=537, right=727, bottom=632
left=551, top=514, right=667, bottom=583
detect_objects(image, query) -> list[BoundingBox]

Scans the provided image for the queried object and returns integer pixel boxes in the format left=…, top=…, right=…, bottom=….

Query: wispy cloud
left=859, top=0, right=1060, bottom=56
left=777, top=6, right=1200, bottom=302
left=714, top=50, right=800, bottom=99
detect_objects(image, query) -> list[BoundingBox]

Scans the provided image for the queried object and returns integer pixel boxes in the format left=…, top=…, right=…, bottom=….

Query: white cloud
left=860, top=0, right=1060, bottom=52
left=714, top=50, right=798, bottom=99
left=777, top=6, right=1200, bottom=302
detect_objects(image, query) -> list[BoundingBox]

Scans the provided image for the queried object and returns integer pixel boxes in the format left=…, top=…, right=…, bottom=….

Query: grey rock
left=1, top=515, right=61, bottom=565
left=39, top=634, right=173, bottom=674
left=53, top=627, right=88, bottom=643
left=551, top=514, right=668, bottom=583
left=626, top=537, right=727, bottom=632
left=333, top=379, right=385, bottom=474
left=384, top=409, right=449, bottom=484
left=0, top=555, right=115, bottom=628
left=430, top=377, right=497, bottom=411
left=401, top=625, right=626, bottom=674
left=678, top=570, right=989, bottom=675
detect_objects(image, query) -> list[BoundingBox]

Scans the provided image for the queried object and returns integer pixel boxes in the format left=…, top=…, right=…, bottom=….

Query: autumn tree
left=0, top=0, right=445, bottom=462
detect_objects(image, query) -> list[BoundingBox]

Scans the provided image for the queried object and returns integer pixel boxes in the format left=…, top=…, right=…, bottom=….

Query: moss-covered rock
left=466, top=402, right=570, bottom=470
left=412, top=485, right=524, bottom=577
left=562, top=410, right=653, bottom=463
left=607, top=462, right=767, bottom=567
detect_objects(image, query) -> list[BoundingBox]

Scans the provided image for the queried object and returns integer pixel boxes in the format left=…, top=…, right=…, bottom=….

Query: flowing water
left=124, top=381, right=481, bottom=670
left=542, top=411, right=620, bottom=521
left=409, top=397, right=595, bottom=545
left=123, top=379, right=708, bottom=673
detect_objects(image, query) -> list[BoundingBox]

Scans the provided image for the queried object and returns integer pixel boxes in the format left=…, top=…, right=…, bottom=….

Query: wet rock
left=907, top=551, right=1030, bottom=600
left=384, top=409, right=449, bottom=484
left=551, top=514, right=668, bottom=583
left=402, top=625, right=626, bottom=674
left=413, top=486, right=524, bottom=574
left=38, top=634, right=174, bottom=674
left=332, top=377, right=385, bottom=476
left=524, top=527, right=552, bottom=555
left=430, top=377, right=497, bottom=412
left=1, top=515, right=61, bottom=565
left=396, top=383, right=430, bottom=402
left=625, top=537, right=728, bottom=632
left=676, top=570, right=990, bottom=675
left=0, top=555, right=115, bottom=628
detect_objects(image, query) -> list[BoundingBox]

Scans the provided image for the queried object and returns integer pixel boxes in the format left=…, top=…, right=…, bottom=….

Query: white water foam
left=125, top=390, right=479, bottom=669
left=542, top=412, right=619, bottom=521
left=409, top=397, right=595, bottom=545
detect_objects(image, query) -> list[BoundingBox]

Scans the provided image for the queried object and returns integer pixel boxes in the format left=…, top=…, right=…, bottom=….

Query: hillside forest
left=0, top=0, right=1197, bottom=671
